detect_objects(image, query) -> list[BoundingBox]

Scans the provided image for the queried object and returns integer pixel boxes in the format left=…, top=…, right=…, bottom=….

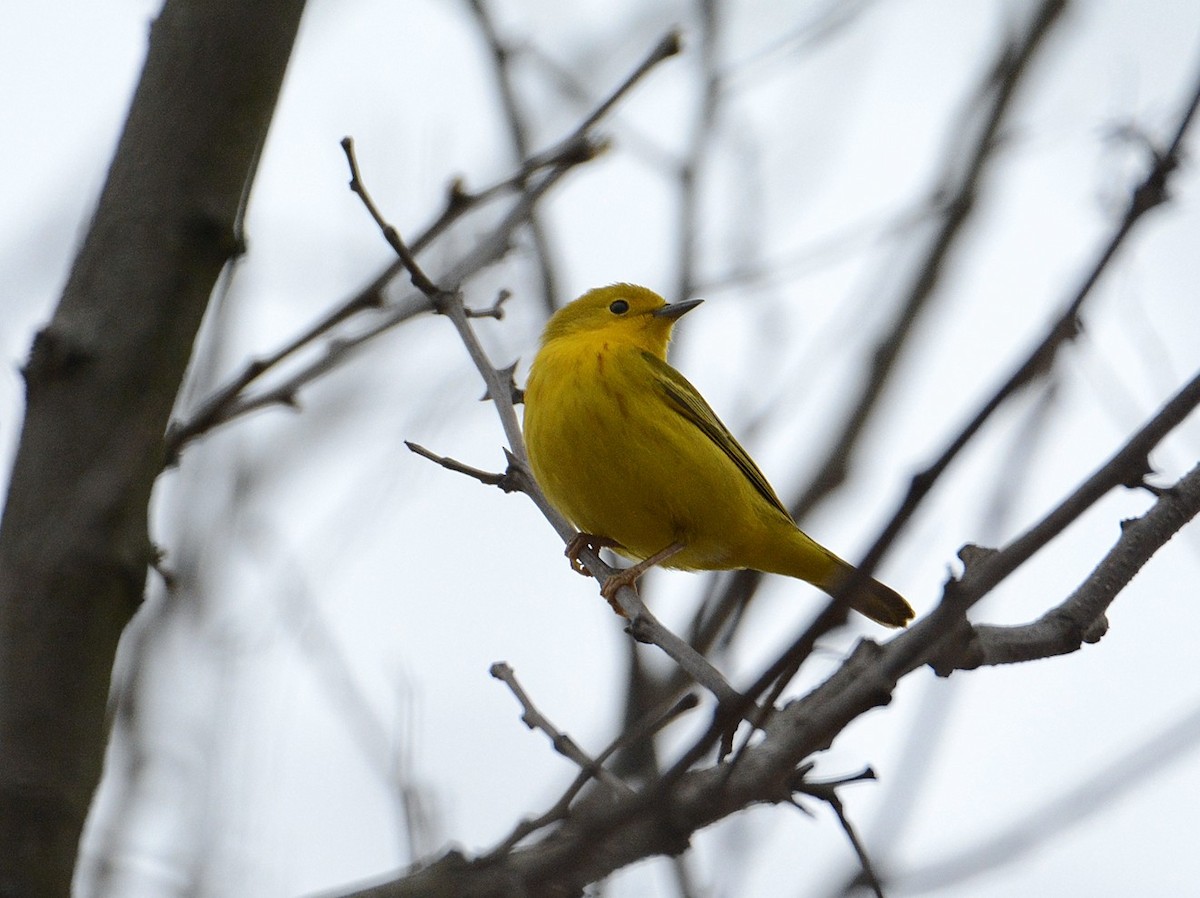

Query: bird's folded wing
left=640, top=350, right=792, bottom=519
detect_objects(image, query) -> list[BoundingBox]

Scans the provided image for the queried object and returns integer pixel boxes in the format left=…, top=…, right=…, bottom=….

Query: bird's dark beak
left=654, top=298, right=703, bottom=320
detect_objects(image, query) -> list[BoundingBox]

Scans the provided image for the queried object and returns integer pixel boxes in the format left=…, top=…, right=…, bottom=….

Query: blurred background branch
left=2, top=1, right=1199, bottom=897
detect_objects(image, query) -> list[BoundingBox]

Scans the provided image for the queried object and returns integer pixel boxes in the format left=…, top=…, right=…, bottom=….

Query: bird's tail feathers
left=819, top=557, right=914, bottom=628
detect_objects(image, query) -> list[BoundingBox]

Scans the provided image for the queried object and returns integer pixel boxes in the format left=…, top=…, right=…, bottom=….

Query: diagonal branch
left=682, top=0, right=1072, bottom=669
left=483, top=693, right=698, bottom=859
left=791, top=0, right=1070, bottom=523
left=324, top=275, right=1200, bottom=898
left=848, top=43, right=1200, bottom=592
left=933, top=457, right=1200, bottom=673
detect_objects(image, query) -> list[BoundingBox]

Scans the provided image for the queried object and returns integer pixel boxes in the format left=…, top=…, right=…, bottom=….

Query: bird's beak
left=654, top=298, right=703, bottom=320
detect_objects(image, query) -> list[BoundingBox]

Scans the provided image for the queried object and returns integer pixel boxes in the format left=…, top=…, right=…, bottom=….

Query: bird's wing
left=641, top=350, right=792, bottom=519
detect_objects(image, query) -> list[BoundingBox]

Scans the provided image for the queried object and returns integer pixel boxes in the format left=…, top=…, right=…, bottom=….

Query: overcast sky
left=4, top=2, right=1200, bottom=896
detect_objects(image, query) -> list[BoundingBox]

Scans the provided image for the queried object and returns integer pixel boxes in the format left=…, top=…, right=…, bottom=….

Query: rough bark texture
left=0, top=1, right=306, bottom=893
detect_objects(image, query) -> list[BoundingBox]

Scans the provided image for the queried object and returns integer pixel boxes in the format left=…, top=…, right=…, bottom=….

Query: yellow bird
left=522, top=284, right=913, bottom=627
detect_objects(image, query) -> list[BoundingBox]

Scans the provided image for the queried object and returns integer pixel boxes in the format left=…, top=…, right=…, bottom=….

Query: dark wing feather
left=641, top=350, right=792, bottom=519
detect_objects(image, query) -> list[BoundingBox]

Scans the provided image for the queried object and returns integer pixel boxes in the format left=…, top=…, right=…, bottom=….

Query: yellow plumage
left=523, top=284, right=913, bottom=627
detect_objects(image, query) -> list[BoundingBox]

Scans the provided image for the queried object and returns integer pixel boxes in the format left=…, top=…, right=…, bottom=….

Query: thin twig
left=342, top=138, right=444, bottom=299
left=173, top=158, right=573, bottom=457
left=484, top=692, right=699, bottom=858
left=794, top=768, right=885, bottom=898
left=491, top=662, right=634, bottom=795
left=465, top=289, right=513, bottom=320
left=404, top=441, right=521, bottom=492
left=530, top=30, right=684, bottom=166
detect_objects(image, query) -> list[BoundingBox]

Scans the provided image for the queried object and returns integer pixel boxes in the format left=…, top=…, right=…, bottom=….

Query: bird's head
left=539, top=283, right=702, bottom=358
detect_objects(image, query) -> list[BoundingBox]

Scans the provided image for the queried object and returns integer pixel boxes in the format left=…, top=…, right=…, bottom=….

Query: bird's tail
left=761, top=527, right=915, bottom=627
left=818, top=556, right=914, bottom=628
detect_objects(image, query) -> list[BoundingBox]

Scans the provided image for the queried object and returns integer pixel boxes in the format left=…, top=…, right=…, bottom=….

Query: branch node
left=928, top=618, right=984, bottom=677
left=499, top=449, right=531, bottom=494
left=1083, top=613, right=1110, bottom=644
left=792, top=766, right=886, bottom=897
left=446, top=176, right=472, bottom=211
left=480, top=361, right=522, bottom=406
left=466, top=288, right=513, bottom=321
left=625, top=613, right=657, bottom=645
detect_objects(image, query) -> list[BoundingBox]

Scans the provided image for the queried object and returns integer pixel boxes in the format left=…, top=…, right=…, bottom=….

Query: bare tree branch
left=933, top=456, right=1200, bottom=673
left=165, top=137, right=592, bottom=463
left=404, top=441, right=517, bottom=491
left=0, top=1, right=306, bottom=892
left=484, top=693, right=698, bottom=859
left=792, top=0, right=1071, bottom=522
left=490, top=663, right=635, bottom=795
left=323, top=362, right=1200, bottom=898
left=466, top=0, right=562, bottom=315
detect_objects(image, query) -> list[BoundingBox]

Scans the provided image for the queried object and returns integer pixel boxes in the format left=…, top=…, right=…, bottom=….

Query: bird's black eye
left=609, top=299, right=630, bottom=315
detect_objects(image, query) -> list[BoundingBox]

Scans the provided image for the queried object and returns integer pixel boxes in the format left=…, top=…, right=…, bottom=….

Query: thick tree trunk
left=0, top=1, right=306, bottom=893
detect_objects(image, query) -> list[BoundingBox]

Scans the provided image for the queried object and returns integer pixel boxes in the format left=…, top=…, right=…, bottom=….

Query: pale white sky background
left=4, top=1, right=1200, bottom=897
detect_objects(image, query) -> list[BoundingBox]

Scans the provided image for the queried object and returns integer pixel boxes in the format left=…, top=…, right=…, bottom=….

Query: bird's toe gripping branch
left=564, top=532, right=622, bottom=576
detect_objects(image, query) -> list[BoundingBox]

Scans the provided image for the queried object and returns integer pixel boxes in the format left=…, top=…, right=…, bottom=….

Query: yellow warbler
left=523, top=284, right=914, bottom=627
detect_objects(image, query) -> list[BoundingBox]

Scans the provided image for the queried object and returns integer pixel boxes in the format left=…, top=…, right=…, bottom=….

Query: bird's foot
left=564, top=533, right=623, bottom=576
left=598, top=541, right=687, bottom=617
left=599, top=566, right=642, bottom=615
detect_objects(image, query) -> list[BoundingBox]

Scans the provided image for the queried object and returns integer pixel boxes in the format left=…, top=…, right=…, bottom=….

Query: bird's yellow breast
left=524, top=334, right=786, bottom=570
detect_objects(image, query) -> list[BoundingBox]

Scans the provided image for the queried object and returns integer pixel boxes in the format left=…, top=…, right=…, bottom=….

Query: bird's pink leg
left=564, top=532, right=623, bottom=576
left=600, top=541, right=686, bottom=613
